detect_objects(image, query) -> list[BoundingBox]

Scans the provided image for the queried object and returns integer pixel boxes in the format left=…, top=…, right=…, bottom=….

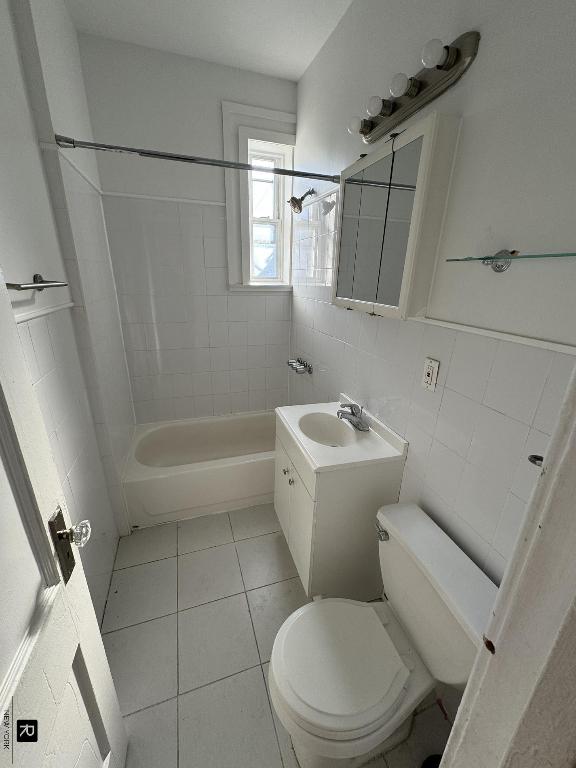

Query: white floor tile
left=178, top=543, right=243, bottom=610
left=178, top=667, right=282, bottom=768
left=229, top=504, right=280, bottom=540
left=247, top=578, right=308, bottom=663
left=385, top=702, right=452, bottom=768
left=262, top=663, right=299, bottom=768
left=102, top=558, right=177, bottom=632
left=103, top=615, right=177, bottom=715
left=178, top=594, right=259, bottom=693
left=125, top=698, right=178, bottom=768
left=178, top=513, right=233, bottom=554
left=115, top=524, right=177, bottom=569
left=236, top=532, right=297, bottom=591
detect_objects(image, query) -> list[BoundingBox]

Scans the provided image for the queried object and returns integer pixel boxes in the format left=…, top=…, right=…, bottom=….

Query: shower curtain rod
left=54, top=135, right=416, bottom=192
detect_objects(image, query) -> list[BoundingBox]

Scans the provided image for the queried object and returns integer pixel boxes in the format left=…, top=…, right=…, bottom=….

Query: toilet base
left=291, top=715, right=413, bottom=768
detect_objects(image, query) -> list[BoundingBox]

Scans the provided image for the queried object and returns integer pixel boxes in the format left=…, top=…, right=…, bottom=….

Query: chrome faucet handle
left=339, top=403, right=361, bottom=416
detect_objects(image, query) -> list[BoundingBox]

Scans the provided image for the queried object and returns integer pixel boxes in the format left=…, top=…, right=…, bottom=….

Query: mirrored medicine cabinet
left=333, top=112, right=460, bottom=319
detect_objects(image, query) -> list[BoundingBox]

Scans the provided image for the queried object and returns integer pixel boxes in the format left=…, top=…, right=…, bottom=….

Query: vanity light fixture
left=389, top=73, right=421, bottom=98
left=347, top=30, right=480, bottom=144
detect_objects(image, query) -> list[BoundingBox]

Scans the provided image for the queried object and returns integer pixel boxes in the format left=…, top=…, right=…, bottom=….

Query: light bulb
left=390, top=73, right=409, bottom=98
left=366, top=96, right=383, bottom=117
left=347, top=116, right=363, bottom=135
left=389, top=73, right=420, bottom=99
left=421, top=38, right=449, bottom=68
left=366, top=96, right=395, bottom=118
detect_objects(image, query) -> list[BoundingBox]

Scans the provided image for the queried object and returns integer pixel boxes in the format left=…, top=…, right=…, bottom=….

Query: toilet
left=268, top=503, right=498, bottom=768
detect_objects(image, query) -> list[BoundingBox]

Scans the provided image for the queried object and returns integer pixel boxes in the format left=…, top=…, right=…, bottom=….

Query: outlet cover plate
left=422, top=358, right=440, bottom=391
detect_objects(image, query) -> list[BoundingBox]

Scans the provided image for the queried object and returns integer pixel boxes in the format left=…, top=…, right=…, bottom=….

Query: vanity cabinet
left=274, top=406, right=407, bottom=600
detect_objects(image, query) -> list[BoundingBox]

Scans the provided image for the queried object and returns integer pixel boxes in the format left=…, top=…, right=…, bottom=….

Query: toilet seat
left=270, top=599, right=410, bottom=741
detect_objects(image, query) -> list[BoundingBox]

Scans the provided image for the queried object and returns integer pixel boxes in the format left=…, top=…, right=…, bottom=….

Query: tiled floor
left=102, top=503, right=454, bottom=768
left=103, top=503, right=306, bottom=768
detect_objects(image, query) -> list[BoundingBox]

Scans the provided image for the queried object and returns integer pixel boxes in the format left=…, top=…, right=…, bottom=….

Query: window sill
left=229, top=283, right=293, bottom=293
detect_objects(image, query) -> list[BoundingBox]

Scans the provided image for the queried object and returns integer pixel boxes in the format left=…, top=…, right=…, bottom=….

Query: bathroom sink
left=276, top=401, right=407, bottom=472
left=298, top=412, right=356, bottom=447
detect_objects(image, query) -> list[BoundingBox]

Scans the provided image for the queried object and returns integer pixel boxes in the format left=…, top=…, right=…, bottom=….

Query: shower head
left=287, top=188, right=316, bottom=214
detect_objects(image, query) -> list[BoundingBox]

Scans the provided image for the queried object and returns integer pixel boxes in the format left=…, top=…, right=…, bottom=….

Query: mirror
left=336, top=136, right=423, bottom=309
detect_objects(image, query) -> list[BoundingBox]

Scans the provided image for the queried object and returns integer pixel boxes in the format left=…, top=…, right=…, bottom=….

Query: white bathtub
left=123, top=411, right=276, bottom=527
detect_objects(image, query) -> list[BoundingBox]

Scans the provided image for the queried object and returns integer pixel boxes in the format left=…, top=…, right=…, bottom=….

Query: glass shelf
left=447, top=251, right=576, bottom=263
left=446, top=250, right=576, bottom=273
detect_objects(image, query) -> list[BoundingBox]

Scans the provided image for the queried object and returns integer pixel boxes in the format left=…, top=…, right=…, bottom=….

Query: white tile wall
left=104, top=197, right=291, bottom=422
left=19, top=310, right=118, bottom=622
left=291, top=192, right=575, bottom=585
left=49, top=157, right=135, bottom=533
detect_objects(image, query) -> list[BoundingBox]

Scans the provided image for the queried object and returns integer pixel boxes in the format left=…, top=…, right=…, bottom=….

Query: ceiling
left=64, top=0, right=355, bottom=80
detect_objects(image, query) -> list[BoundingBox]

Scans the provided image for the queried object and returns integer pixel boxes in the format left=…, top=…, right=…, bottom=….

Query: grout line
left=123, top=695, right=178, bottom=719
left=102, top=610, right=178, bottom=636
left=101, top=536, right=122, bottom=629
left=232, top=534, right=262, bottom=663
left=258, top=664, right=286, bottom=766
left=113, top=553, right=178, bottom=572
left=178, top=663, right=262, bottom=699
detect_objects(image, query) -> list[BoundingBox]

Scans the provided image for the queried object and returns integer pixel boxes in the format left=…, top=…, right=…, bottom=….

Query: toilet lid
left=271, top=599, right=410, bottom=739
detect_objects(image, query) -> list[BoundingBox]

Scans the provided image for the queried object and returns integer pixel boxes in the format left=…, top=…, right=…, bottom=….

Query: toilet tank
left=377, top=504, right=497, bottom=687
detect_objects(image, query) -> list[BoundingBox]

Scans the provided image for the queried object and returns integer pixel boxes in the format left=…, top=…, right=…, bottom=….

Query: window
left=222, top=102, right=296, bottom=289
left=246, top=139, right=293, bottom=284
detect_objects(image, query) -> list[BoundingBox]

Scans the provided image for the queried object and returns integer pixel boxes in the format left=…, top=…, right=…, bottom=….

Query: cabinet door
left=288, top=469, right=315, bottom=592
left=274, top=438, right=291, bottom=539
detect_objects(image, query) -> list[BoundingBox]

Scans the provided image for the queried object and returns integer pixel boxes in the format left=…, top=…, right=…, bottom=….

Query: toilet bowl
left=268, top=504, right=497, bottom=768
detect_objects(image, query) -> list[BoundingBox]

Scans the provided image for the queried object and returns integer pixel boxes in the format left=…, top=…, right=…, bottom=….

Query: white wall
left=14, top=0, right=135, bottom=535
left=80, top=36, right=297, bottom=421
left=78, top=34, right=297, bottom=201
left=291, top=193, right=574, bottom=585
left=1, top=0, right=119, bottom=618
left=295, top=0, right=576, bottom=345
left=0, top=0, right=72, bottom=320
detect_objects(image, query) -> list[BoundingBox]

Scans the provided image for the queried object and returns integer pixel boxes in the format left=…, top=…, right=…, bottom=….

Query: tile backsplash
left=291, top=191, right=575, bottom=584
left=103, top=197, right=291, bottom=423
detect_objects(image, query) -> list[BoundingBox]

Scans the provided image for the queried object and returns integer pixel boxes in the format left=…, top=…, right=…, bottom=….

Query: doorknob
left=57, top=520, right=92, bottom=548
left=48, top=508, right=91, bottom=584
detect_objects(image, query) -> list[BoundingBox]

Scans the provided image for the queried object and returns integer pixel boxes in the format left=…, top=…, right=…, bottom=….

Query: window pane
left=252, top=180, right=274, bottom=218
left=251, top=157, right=275, bottom=181
left=252, top=222, right=278, bottom=279
left=253, top=222, right=276, bottom=244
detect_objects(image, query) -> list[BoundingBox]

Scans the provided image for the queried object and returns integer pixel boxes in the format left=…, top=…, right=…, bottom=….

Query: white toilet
left=269, top=503, right=497, bottom=768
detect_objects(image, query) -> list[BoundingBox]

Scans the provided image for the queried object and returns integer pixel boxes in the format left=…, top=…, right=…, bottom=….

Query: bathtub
left=123, top=411, right=276, bottom=527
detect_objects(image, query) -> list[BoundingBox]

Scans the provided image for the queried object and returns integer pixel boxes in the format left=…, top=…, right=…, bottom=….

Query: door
left=0, top=279, right=127, bottom=768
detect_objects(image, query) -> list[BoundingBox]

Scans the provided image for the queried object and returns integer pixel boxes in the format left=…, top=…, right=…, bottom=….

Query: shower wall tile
left=290, top=190, right=574, bottom=586
left=105, top=199, right=291, bottom=422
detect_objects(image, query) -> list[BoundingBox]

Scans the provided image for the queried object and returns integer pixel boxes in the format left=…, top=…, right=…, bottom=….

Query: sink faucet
left=337, top=403, right=370, bottom=432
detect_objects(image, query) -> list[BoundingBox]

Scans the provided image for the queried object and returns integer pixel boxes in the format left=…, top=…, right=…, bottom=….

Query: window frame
left=238, top=127, right=295, bottom=286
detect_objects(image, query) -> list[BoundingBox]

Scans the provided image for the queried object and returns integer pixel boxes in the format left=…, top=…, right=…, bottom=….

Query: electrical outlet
left=422, top=358, right=440, bottom=391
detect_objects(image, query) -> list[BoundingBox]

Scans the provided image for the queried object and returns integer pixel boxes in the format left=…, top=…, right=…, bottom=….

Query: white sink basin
left=276, top=401, right=407, bottom=472
left=298, top=412, right=356, bottom=447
